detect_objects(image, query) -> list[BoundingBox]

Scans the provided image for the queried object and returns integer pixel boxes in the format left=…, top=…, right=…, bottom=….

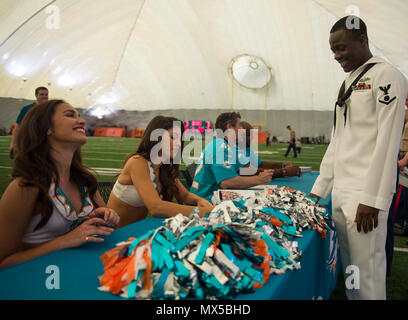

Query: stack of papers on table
left=249, top=185, right=278, bottom=190
left=212, top=189, right=267, bottom=202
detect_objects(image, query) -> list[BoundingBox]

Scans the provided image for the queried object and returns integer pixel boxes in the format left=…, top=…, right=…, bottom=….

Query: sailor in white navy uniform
left=309, top=16, right=408, bottom=300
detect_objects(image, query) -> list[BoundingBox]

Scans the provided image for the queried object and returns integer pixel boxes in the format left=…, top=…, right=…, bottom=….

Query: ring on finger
left=85, top=236, right=89, bottom=242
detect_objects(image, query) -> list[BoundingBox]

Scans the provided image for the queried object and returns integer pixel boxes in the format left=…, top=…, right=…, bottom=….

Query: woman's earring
left=47, top=129, right=52, bottom=136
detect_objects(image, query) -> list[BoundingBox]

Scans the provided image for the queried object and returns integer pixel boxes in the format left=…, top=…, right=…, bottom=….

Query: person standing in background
left=295, top=139, right=302, bottom=154
left=386, top=96, right=408, bottom=250
left=398, top=98, right=408, bottom=158
left=393, top=147, right=408, bottom=236
left=384, top=103, right=408, bottom=277
left=266, top=131, right=271, bottom=147
left=284, top=125, right=297, bottom=158
left=9, top=87, right=49, bottom=158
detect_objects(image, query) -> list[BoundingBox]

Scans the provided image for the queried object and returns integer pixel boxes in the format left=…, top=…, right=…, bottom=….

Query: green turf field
left=0, top=136, right=328, bottom=196
left=0, top=135, right=407, bottom=299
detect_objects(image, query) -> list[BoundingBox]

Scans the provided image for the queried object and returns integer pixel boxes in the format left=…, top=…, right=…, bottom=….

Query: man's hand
left=285, top=165, right=301, bottom=177
left=197, top=198, right=212, bottom=208
left=398, top=158, right=408, bottom=171
left=354, top=204, right=379, bottom=233
left=197, top=204, right=215, bottom=218
left=257, top=169, right=274, bottom=184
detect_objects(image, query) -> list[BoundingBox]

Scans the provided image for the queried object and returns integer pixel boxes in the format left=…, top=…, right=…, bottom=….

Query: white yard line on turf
left=83, top=158, right=123, bottom=162
left=81, top=148, right=135, bottom=151
left=394, top=247, right=408, bottom=253
left=92, top=168, right=122, bottom=175
left=82, top=151, right=130, bottom=155
left=257, top=151, right=279, bottom=154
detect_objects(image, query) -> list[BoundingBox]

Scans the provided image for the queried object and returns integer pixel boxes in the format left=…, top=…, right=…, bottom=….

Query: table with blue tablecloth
left=0, top=172, right=340, bottom=300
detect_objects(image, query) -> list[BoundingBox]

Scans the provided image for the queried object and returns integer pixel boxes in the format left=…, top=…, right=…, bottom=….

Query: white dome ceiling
left=0, top=0, right=407, bottom=112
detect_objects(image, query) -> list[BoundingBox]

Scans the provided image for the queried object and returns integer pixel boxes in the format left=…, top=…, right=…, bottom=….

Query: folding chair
left=97, top=181, right=113, bottom=204
left=180, top=163, right=197, bottom=189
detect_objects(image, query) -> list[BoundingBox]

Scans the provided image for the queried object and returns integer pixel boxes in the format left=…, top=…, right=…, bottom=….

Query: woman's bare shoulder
left=0, top=178, right=40, bottom=218
left=126, top=155, right=149, bottom=169
left=7, top=178, right=39, bottom=195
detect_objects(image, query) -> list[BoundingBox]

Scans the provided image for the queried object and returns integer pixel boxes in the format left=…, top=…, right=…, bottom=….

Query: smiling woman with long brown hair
left=107, top=115, right=213, bottom=228
left=0, top=100, right=120, bottom=269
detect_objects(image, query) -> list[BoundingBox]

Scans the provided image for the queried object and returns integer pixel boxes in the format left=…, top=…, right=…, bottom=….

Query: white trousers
left=332, top=188, right=390, bottom=300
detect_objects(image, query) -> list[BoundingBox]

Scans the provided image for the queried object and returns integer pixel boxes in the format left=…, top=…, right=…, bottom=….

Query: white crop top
left=23, top=181, right=95, bottom=244
left=111, top=159, right=160, bottom=207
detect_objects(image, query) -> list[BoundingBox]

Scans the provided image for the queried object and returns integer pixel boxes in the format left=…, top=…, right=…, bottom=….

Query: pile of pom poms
left=98, top=186, right=332, bottom=299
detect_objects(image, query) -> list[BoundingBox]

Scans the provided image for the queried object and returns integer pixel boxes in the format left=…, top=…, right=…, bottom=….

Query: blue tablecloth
left=0, top=172, right=339, bottom=300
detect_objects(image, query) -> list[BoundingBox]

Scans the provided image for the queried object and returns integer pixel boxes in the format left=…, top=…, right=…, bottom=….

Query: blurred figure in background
left=9, top=86, right=49, bottom=158
left=295, top=139, right=302, bottom=154
left=284, top=125, right=297, bottom=158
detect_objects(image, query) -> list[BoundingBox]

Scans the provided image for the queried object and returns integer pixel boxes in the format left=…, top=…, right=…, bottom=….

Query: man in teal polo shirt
left=9, top=86, right=49, bottom=157
left=190, top=112, right=274, bottom=202
left=237, top=121, right=301, bottom=177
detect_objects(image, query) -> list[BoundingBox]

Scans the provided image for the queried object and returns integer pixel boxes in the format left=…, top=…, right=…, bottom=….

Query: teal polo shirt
left=16, top=103, right=35, bottom=124
left=236, top=146, right=262, bottom=172
left=190, top=138, right=240, bottom=201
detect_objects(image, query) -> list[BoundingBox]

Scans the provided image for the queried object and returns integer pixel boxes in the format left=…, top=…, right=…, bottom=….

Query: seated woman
left=0, top=100, right=120, bottom=269
left=107, top=116, right=213, bottom=228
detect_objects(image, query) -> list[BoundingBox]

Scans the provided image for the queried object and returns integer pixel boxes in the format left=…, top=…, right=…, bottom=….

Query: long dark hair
left=12, top=99, right=99, bottom=230
left=124, top=116, right=184, bottom=201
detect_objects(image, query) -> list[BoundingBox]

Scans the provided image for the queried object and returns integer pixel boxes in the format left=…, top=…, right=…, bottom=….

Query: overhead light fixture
left=229, top=54, right=272, bottom=89
left=6, top=60, right=27, bottom=77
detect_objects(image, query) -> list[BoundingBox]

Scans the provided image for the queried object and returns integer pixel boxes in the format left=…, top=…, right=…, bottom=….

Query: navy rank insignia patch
left=379, top=84, right=396, bottom=105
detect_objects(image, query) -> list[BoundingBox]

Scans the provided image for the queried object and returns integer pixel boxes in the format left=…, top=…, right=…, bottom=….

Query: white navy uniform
left=311, top=56, right=408, bottom=300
